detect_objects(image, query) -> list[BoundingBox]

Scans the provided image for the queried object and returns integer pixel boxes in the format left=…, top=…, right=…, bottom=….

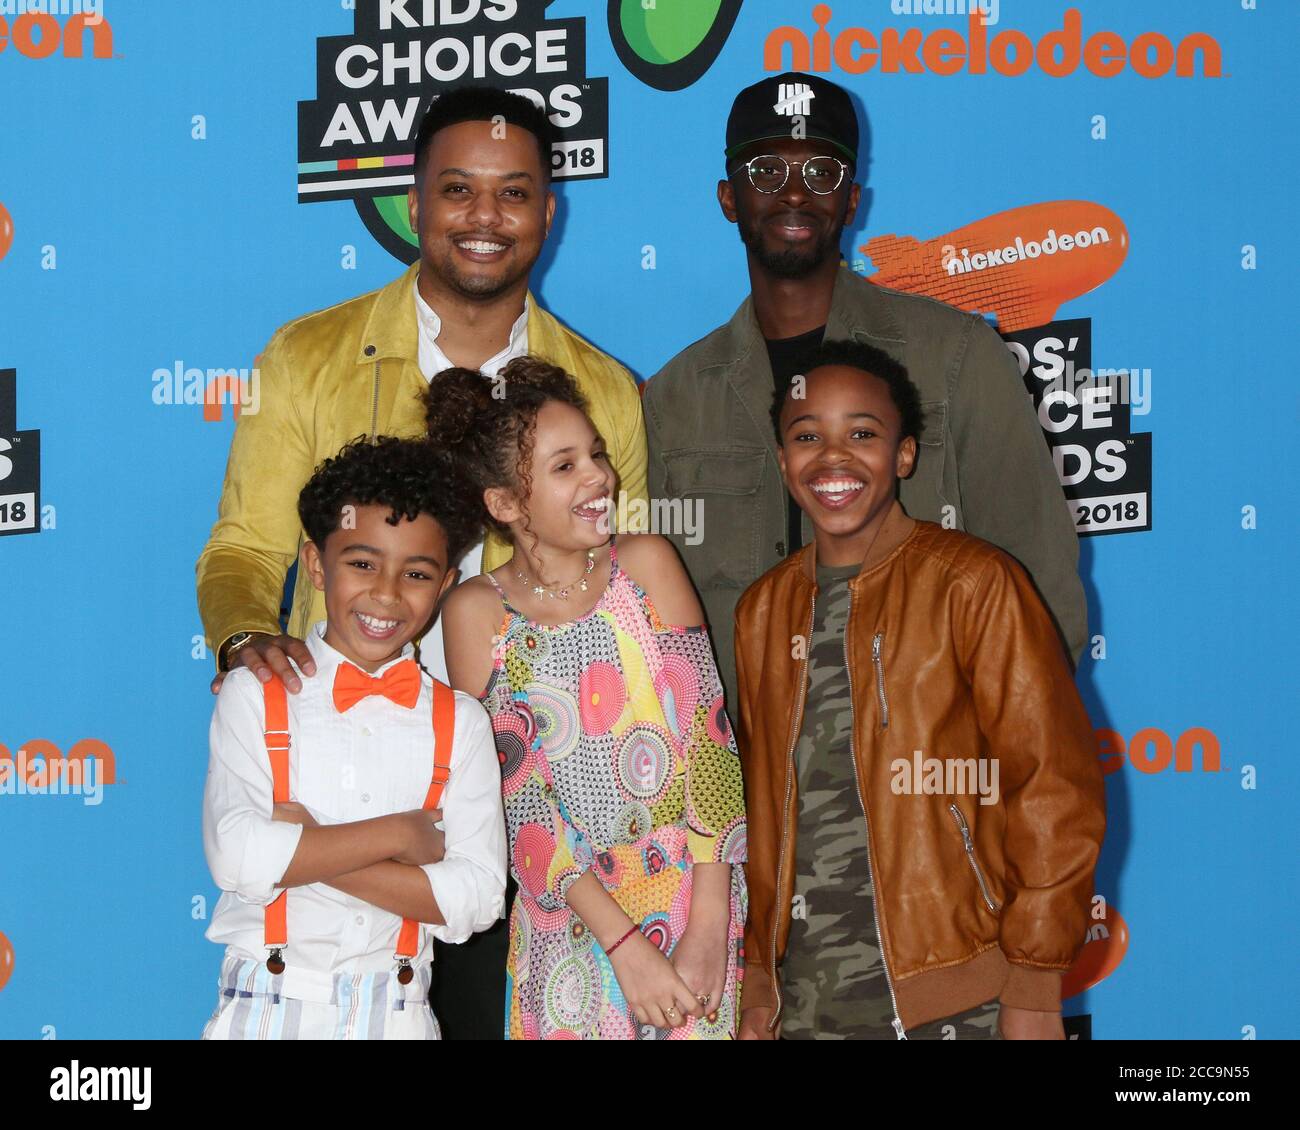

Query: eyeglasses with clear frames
left=728, top=154, right=848, bottom=195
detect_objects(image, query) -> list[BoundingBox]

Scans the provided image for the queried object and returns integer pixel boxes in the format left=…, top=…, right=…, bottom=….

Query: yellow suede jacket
left=197, top=264, right=648, bottom=663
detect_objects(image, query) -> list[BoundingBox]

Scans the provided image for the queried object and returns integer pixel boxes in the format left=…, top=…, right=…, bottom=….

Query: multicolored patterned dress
left=481, top=539, right=748, bottom=1040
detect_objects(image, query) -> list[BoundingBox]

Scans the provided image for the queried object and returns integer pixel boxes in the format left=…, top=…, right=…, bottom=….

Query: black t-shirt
left=766, top=326, right=826, bottom=555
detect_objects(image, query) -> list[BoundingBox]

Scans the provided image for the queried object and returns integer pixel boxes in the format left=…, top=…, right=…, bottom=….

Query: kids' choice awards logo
left=607, top=0, right=742, bottom=91
left=1002, top=318, right=1151, bottom=537
left=0, top=368, right=41, bottom=538
left=297, top=0, right=610, bottom=264
left=857, top=203, right=1150, bottom=537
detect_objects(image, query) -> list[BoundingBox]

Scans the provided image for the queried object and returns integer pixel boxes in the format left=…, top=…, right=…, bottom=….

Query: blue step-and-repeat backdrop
left=0, top=1, right=1295, bottom=1038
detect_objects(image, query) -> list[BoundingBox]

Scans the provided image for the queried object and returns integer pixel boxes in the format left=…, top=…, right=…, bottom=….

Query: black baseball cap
left=725, top=72, right=859, bottom=163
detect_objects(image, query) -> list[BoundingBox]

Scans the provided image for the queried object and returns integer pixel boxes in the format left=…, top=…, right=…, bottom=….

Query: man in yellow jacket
left=196, top=87, right=646, bottom=1039
left=198, top=86, right=646, bottom=686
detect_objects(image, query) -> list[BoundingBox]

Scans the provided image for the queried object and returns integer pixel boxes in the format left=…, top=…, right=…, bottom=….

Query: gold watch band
left=219, top=631, right=262, bottom=671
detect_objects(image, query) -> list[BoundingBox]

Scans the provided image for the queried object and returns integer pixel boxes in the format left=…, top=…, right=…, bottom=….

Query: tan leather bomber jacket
left=733, top=515, right=1104, bottom=1035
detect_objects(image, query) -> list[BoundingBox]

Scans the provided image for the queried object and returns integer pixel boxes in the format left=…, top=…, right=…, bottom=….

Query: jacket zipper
left=871, top=632, right=889, bottom=729
left=848, top=616, right=906, bottom=1039
left=948, top=803, right=1001, bottom=913
left=767, top=594, right=815, bottom=1034
left=369, top=360, right=381, bottom=439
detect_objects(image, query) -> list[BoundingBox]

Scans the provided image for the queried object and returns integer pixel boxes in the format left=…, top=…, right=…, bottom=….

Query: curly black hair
left=297, top=435, right=482, bottom=566
left=413, top=84, right=556, bottom=186
left=771, top=338, right=925, bottom=446
left=422, top=356, right=590, bottom=538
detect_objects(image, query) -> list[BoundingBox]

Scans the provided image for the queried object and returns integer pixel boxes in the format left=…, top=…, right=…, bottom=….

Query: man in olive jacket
left=644, top=73, right=1084, bottom=708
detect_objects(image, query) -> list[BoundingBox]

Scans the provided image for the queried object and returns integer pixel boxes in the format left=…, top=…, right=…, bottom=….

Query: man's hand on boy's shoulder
left=999, top=1005, right=1065, bottom=1040
left=210, top=632, right=317, bottom=695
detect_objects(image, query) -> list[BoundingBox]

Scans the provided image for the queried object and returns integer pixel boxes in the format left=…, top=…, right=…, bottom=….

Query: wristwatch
left=220, top=630, right=260, bottom=670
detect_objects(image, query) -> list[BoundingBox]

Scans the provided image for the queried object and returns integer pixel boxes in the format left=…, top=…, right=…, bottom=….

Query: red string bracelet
left=605, top=924, right=640, bottom=955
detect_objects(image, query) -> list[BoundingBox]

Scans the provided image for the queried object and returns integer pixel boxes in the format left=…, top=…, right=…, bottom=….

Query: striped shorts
left=201, top=954, right=441, bottom=1041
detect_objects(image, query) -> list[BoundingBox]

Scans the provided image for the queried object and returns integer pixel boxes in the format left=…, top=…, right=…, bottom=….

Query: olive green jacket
left=197, top=263, right=647, bottom=664
left=643, top=266, right=1086, bottom=710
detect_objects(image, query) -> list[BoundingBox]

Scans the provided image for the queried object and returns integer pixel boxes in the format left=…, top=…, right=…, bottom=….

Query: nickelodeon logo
left=0, top=739, right=116, bottom=805
left=1063, top=901, right=1128, bottom=999
left=1097, top=727, right=1221, bottom=776
left=861, top=201, right=1128, bottom=333
left=0, top=4, right=112, bottom=60
left=766, top=5, right=1222, bottom=80
left=0, top=930, right=12, bottom=993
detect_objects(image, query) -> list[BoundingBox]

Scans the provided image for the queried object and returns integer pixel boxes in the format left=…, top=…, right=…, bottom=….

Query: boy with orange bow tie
left=200, top=437, right=506, bottom=1039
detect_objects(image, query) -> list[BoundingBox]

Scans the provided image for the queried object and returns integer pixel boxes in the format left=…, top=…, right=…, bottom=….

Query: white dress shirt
left=413, top=281, right=530, bottom=683
left=203, top=623, right=506, bottom=1003
left=413, top=279, right=529, bottom=386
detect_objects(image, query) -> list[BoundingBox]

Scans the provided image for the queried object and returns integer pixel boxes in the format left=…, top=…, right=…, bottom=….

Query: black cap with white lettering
left=725, top=72, right=859, bottom=163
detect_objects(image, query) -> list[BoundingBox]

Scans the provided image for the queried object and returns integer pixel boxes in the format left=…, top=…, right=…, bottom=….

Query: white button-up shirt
left=203, top=623, right=506, bottom=1002
left=413, top=281, right=530, bottom=683
left=413, top=280, right=529, bottom=385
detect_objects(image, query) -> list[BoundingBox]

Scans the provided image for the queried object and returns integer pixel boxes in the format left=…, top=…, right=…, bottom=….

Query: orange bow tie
left=332, top=659, right=422, bottom=713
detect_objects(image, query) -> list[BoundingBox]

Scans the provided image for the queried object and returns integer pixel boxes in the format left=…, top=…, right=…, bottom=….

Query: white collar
left=412, top=281, right=529, bottom=365
left=305, top=620, right=419, bottom=682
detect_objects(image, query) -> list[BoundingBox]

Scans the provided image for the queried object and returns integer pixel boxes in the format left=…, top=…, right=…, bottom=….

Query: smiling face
left=407, top=119, right=555, bottom=302
left=777, top=364, right=918, bottom=566
left=719, top=137, right=860, bottom=280
left=487, top=400, right=617, bottom=561
left=302, top=504, right=456, bottom=673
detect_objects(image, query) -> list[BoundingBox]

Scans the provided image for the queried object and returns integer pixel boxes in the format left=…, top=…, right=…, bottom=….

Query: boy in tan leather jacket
left=732, top=339, right=1104, bottom=1040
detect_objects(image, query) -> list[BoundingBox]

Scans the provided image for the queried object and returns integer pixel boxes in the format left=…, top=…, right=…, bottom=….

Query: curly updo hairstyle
left=423, top=355, right=590, bottom=537
left=297, top=434, right=482, bottom=565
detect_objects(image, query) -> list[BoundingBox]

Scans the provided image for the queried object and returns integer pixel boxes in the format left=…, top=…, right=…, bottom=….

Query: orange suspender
left=394, top=680, right=456, bottom=978
left=262, top=677, right=291, bottom=972
left=259, top=674, right=456, bottom=981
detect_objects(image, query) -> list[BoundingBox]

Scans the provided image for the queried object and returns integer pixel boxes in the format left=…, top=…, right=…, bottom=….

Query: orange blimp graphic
left=0, top=202, right=12, bottom=263
left=0, top=931, right=13, bottom=992
left=1062, top=903, right=1129, bottom=999
left=860, top=201, right=1129, bottom=332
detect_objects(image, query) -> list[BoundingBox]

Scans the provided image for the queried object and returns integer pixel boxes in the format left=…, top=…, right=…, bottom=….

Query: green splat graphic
left=374, top=193, right=418, bottom=248
left=609, top=0, right=740, bottom=91
left=619, top=0, right=723, bottom=65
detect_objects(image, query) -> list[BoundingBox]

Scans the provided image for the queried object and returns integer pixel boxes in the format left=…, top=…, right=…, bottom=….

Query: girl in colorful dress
left=427, top=356, right=747, bottom=1040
